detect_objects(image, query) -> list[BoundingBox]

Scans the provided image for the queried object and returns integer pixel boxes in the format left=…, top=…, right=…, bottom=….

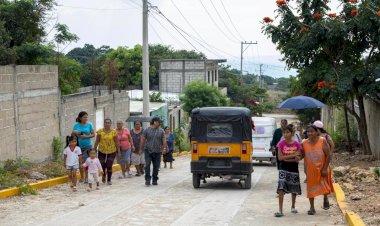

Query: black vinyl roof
left=191, top=107, right=251, bottom=117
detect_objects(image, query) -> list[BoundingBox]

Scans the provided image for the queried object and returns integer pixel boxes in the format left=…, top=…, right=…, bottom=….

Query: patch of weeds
left=18, top=183, right=38, bottom=195
left=2, top=159, right=33, bottom=173
left=374, top=167, right=380, bottom=177
left=52, top=137, right=64, bottom=162
left=0, top=172, right=24, bottom=189
left=39, top=162, right=66, bottom=178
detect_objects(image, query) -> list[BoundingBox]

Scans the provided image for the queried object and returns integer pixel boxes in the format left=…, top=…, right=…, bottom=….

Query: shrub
left=173, top=122, right=191, bottom=152
left=374, top=167, right=380, bottom=178
left=18, top=183, right=38, bottom=195
left=52, top=137, right=64, bottom=162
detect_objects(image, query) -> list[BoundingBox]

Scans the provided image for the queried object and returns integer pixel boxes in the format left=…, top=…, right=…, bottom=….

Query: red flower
left=300, top=26, right=309, bottom=33
left=317, top=81, right=327, bottom=89
left=276, top=0, right=286, bottom=7
left=263, top=17, right=274, bottom=23
left=349, top=0, right=358, bottom=3
left=329, top=81, right=335, bottom=89
left=377, top=11, right=380, bottom=16
left=351, top=9, right=358, bottom=16
left=312, top=13, right=322, bottom=20
left=328, top=13, right=336, bottom=18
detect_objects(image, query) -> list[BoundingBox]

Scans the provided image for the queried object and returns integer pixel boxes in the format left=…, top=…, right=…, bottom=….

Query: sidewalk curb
left=333, top=183, right=366, bottom=226
left=0, top=151, right=190, bottom=199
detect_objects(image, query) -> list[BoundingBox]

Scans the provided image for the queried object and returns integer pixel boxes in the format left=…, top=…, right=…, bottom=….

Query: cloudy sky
left=48, top=0, right=340, bottom=77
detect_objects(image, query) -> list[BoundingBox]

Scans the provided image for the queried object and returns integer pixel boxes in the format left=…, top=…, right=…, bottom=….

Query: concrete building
left=129, top=101, right=168, bottom=128
left=159, top=59, right=226, bottom=93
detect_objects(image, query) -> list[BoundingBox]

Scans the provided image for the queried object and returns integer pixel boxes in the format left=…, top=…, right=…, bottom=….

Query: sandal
left=72, top=186, right=77, bottom=192
left=274, top=212, right=284, bottom=217
left=291, top=208, right=298, bottom=214
left=323, top=201, right=330, bottom=210
left=307, top=209, right=316, bottom=215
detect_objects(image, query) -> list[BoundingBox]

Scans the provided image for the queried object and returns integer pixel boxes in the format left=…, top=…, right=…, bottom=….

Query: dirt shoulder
left=332, top=152, right=380, bottom=226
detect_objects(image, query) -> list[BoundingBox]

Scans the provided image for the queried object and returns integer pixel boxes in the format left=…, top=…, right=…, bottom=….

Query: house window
left=215, top=70, right=218, bottom=82
left=208, top=71, right=210, bottom=83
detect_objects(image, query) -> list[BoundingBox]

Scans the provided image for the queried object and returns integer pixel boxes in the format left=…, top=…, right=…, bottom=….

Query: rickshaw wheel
left=193, top=173, right=201, bottom=188
left=244, top=174, right=252, bottom=189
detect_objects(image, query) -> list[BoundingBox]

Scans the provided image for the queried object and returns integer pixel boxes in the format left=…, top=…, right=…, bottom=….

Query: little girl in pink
left=83, top=149, right=103, bottom=191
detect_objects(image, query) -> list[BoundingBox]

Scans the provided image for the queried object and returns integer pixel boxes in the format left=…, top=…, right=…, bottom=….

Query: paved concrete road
left=0, top=155, right=345, bottom=226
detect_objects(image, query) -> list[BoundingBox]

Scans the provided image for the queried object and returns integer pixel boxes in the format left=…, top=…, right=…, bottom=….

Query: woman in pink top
left=116, top=120, right=134, bottom=178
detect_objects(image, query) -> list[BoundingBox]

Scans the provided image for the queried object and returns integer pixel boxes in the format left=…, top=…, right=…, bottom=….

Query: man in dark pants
left=140, top=117, right=167, bottom=186
left=271, top=119, right=288, bottom=169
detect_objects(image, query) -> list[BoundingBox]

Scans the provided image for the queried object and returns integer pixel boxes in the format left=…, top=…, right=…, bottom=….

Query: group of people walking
left=271, top=119, right=334, bottom=217
left=63, top=111, right=175, bottom=192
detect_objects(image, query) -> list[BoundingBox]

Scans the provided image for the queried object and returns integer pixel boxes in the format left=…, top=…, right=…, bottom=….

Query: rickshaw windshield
left=207, top=123, right=233, bottom=138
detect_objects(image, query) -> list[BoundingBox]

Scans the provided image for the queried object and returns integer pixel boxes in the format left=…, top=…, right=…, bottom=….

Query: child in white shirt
left=63, top=135, right=82, bottom=192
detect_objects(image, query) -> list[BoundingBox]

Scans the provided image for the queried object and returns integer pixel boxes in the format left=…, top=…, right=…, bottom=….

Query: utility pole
left=240, top=41, right=258, bottom=80
left=259, top=64, right=263, bottom=88
left=142, top=0, right=150, bottom=121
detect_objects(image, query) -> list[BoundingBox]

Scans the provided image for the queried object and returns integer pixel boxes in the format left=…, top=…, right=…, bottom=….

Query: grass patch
left=38, top=161, right=66, bottom=178
left=374, top=167, right=380, bottom=177
left=18, top=183, right=38, bottom=195
left=0, top=159, right=66, bottom=192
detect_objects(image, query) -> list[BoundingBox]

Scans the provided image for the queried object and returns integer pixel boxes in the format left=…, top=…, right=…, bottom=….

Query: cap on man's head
left=313, top=120, right=324, bottom=129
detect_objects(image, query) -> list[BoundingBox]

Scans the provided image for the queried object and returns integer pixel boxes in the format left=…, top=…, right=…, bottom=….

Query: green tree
left=150, top=91, right=165, bottom=102
left=263, top=0, right=380, bottom=154
left=180, top=81, right=229, bottom=113
left=218, top=65, right=269, bottom=115
left=0, top=0, right=56, bottom=64
left=58, top=57, right=82, bottom=95
left=66, top=44, right=112, bottom=64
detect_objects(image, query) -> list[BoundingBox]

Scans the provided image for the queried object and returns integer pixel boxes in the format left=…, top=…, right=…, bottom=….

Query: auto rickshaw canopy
left=191, top=107, right=252, bottom=143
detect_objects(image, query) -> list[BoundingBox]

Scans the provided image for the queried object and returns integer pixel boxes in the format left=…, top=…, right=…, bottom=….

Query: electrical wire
left=170, top=0, right=208, bottom=43
left=57, top=4, right=136, bottom=11
left=220, top=0, right=245, bottom=41
left=198, top=0, right=239, bottom=43
left=148, top=20, right=164, bottom=44
left=209, top=0, right=241, bottom=42
left=149, top=12, right=189, bottom=50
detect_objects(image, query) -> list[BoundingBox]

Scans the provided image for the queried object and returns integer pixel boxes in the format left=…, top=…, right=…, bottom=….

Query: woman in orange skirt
left=302, top=125, right=332, bottom=215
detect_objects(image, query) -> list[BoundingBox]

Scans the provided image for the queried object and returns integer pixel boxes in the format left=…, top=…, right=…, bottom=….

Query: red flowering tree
left=263, top=0, right=380, bottom=155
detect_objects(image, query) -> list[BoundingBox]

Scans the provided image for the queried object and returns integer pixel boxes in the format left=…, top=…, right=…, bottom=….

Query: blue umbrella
left=277, top=96, right=326, bottom=109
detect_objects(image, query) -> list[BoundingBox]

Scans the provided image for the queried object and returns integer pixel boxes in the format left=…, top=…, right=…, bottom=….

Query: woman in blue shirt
left=72, top=111, right=95, bottom=183
left=163, top=126, right=175, bottom=169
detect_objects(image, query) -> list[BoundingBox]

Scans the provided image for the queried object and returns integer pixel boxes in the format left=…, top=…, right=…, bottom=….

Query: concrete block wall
left=94, top=91, right=129, bottom=129
left=0, top=65, right=60, bottom=162
left=160, top=72, right=182, bottom=93
left=0, top=66, right=17, bottom=160
left=60, top=91, right=95, bottom=138
left=364, top=99, right=380, bottom=159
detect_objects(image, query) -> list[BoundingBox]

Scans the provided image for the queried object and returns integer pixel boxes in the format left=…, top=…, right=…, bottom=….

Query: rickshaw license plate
left=208, top=146, right=230, bottom=154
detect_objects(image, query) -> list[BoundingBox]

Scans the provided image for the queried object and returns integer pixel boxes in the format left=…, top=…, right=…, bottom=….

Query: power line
left=150, top=6, right=229, bottom=59
left=220, top=0, right=245, bottom=41
left=149, top=12, right=189, bottom=50
left=198, top=0, right=239, bottom=43
left=57, top=4, right=136, bottom=11
left=209, top=0, right=241, bottom=42
left=148, top=20, right=164, bottom=44
left=170, top=0, right=208, bottom=43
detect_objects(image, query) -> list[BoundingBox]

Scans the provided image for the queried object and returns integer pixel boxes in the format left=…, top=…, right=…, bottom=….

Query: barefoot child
left=275, top=124, right=302, bottom=217
left=63, top=135, right=82, bottom=192
left=83, top=149, right=103, bottom=192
